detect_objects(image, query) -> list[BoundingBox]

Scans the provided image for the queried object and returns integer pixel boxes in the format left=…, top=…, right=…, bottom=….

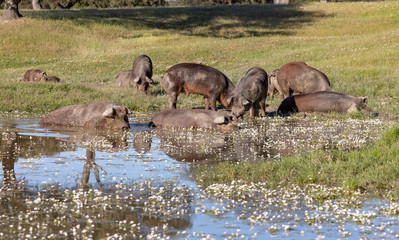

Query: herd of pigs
left=20, top=54, right=377, bottom=132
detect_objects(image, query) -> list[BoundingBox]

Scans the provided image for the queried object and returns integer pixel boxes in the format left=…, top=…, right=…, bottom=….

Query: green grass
left=195, top=125, right=399, bottom=200
left=1, top=2, right=398, bottom=114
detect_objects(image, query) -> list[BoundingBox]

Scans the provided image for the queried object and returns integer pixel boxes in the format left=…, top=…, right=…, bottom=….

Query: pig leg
left=251, top=103, right=260, bottom=117
left=209, top=95, right=217, bottom=111
left=260, top=98, right=266, bottom=116
left=249, top=105, right=255, bottom=118
left=168, top=92, right=178, bottom=109
left=274, top=82, right=285, bottom=99
left=204, top=97, right=210, bottom=110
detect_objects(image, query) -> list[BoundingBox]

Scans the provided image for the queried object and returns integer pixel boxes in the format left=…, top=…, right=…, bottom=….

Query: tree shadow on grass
left=24, top=4, right=329, bottom=38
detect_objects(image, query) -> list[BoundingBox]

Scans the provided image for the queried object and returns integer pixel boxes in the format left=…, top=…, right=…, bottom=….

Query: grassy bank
left=0, top=1, right=399, bottom=115
left=196, top=126, right=399, bottom=200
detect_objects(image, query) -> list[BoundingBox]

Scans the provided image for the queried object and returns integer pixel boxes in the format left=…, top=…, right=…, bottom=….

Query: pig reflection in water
left=0, top=132, right=193, bottom=236
left=0, top=132, right=72, bottom=188
left=134, top=128, right=273, bottom=162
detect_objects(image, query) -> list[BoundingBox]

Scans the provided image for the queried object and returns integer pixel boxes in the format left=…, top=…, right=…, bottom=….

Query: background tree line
left=0, top=0, right=167, bottom=9
left=0, top=0, right=386, bottom=9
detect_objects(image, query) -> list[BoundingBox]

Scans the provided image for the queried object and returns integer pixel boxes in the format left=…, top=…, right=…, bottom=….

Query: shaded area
left=24, top=5, right=328, bottom=38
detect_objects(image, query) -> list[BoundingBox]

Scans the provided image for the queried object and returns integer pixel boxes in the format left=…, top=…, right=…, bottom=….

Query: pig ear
left=124, top=106, right=132, bottom=115
left=102, top=108, right=116, bottom=118
left=214, top=116, right=227, bottom=125
left=226, top=96, right=234, bottom=107
left=145, top=77, right=154, bottom=85
left=241, top=98, right=250, bottom=107
left=361, top=97, right=368, bottom=104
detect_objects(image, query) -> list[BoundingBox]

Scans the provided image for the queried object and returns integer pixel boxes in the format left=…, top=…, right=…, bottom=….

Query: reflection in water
left=139, top=128, right=276, bottom=163
left=79, top=149, right=106, bottom=190
left=0, top=115, right=395, bottom=239
left=133, top=131, right=152, bottom=154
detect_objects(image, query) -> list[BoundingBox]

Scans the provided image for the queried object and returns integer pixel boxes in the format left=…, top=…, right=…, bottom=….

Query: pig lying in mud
left=149, top=109, right=238, bottom=132
left=269, top=62, right=332, bottom=99
left=277, top=91, right=377, bottom=116
left=39, top=102, right=132, bottom=130
left=115, top=55, right=154, bottom=94
left=230, top=67, right=268, bottom=118
left=162, top=63, right=245, bottom=111
left=20, top=69, right=47, bottom=82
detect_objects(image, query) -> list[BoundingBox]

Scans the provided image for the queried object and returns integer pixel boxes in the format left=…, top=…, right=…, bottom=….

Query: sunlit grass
left=196, top=125, right=399, bottom=200
left=1, top=1, right=398, bottom=114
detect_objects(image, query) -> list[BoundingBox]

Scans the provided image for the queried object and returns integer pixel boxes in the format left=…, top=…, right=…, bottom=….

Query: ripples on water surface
left=0, top=112, right=398, bottom=239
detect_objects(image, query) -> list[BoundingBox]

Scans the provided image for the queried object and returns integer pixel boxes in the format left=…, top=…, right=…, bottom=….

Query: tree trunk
left=32, top=0, right=42, bottom=10
left=2, top=0, right=22, bottom=21
left=274, top=0, right=289, bottom=4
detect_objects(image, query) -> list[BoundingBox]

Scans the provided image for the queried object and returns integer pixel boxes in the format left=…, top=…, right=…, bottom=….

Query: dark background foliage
left=0, top=0, right=387, bottom=9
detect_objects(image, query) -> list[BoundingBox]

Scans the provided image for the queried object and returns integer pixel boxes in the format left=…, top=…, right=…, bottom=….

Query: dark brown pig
left=277, top=91, right=377, bottom=116
left=230, top=67, right=268, bottom=118
left=20, top=69, right=47, bottom=82
left=161, top=63, right=240, bottom=111
left=271, top=62, right=331, bottom=99
left=39, top=102, right=132, bottom=130
left=46, top=76, right=62, bottom=83
left=115, top=55, right=154, bottom=94
left=149, top=109, right=238, bottom=132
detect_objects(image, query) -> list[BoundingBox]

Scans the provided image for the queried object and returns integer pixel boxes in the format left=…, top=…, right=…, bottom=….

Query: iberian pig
left=277, top=91, right=377, bottom=116
left=267, top=69, right=279, bottom=98
left=46, top=76, right=62, bottom=83
left=20, top=69, right=47, bottom=82
left=271, top=62, right=331, bottom=99
left=115, top=55, right=154, bottom=94
left=149, top=109, right=238, bottom=132
left=39, top=102, right=132, bottom=130
left=161, top=63, right=239, bottom=111
left=230, top=67, right=268, bottom=118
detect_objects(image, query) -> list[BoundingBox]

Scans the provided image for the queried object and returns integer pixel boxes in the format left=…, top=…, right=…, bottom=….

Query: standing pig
left=230, top=67, right=268, bottom=118
left=149, top=109, right=238, bottom=132
left=39, top=102, right=132, bottom=130
left=277, top=91, right=377, bottom=116
left=20, top=69, right=47, bottom=82
left=267, top=69, right=279, bottom=98
left=271, top=62, right=331, bottom=99
left=115, top=55, right=154, bottom=94
left=162, top=63, right=240, bottom=111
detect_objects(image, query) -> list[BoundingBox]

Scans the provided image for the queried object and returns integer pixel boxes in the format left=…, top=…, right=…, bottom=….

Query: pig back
left=40, top=102, right=126, bottom=127
left=149, top=109, right=237, bottom=131
left=236, top=67, right=268, bottom=102
left=279, top=62, right=330, bottom=94
left=21, top=69, right=47, bottom=82
left=132, top=55, right=153, bottom=78
left=163, top=63, right=234, bottom=96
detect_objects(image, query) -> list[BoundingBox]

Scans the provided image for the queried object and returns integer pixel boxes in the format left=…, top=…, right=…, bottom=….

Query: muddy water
left=0, top=112, right=398, bottom=239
